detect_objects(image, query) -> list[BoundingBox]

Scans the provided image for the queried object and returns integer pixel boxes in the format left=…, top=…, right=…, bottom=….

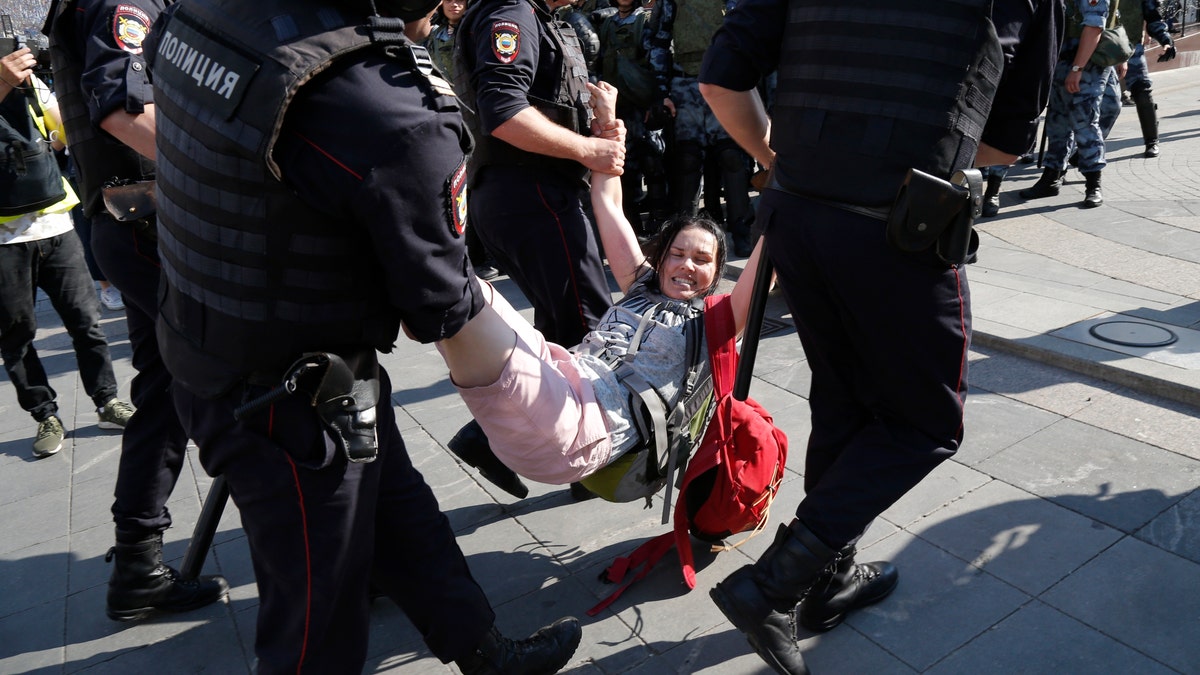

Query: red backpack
left=588, top=294, right=788, bottom=615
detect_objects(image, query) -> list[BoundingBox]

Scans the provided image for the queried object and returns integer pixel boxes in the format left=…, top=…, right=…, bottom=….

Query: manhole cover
left=1088, top=320, right=1178, bottom=348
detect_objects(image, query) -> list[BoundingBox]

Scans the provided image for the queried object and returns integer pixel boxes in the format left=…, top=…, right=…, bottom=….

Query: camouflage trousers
left=1099, top=66, right=1121, bottom=140
left=1043, top=60, right=1110, bottom=173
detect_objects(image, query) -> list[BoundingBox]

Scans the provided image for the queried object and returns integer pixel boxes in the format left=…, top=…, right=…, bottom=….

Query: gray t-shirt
left=571, top=272, right=707, bottom=459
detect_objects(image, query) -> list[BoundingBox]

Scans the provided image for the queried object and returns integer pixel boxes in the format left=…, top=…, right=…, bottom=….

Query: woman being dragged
left=437, top=82, right=764, bottom=498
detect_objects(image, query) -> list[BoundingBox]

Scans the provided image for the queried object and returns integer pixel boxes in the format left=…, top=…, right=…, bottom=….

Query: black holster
left=237, top=350, right=381, bottom=465
left=885, top=168, right=982, bottom=267
left=101, top=178, right=158, bottom=241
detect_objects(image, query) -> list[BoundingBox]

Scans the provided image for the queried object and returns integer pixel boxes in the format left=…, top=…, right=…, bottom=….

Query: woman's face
left=658, top=226, right=719, bottom=301
left=443, top=0, right=467, bottom=24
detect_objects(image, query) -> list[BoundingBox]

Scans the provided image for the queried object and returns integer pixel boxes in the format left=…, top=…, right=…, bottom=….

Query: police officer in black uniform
left=44, top=0, right=229, bottom=620
left=149, top=0, right=582, bottom=672
left=455, top=0, right=623, bottom=348
left=451, top=0, right=626, bottom=502
left=697, top=2, right=1063, bottom=672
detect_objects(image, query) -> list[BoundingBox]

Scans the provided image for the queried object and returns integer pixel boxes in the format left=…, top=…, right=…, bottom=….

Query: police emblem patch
left=448, top=158, right=468, bottom=237
left=492, top=21, right=520, bottom=64
left=113, top=4, right=151, bottom=54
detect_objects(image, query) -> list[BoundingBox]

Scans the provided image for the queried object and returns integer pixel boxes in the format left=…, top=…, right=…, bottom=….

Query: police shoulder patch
left=113, top=4, right=151, bottom=55
left=492, top=20, right=520, bottom=64
left=447, top=158, right=468, bottom=237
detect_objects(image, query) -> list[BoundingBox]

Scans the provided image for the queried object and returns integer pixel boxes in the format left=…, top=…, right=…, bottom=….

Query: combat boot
left=456, top=618, right=582, bottom=674
left=1018, top=168, right=1064, bottom=200
left=448, top=420, right=529, bottom=499
left=1082, top=171, right=1103, bottom=208
left=106, top=531, right=229, bottom=621
left=1132, top=88, right=1160, bottom=157
left=709, top=520, right=837, bottom=675
left=980, top=174, right=1003, bottom=218
left=798, top=545, right=899, bottom=632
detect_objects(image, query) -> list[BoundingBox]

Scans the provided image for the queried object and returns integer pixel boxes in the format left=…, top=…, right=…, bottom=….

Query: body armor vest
left=456, top=0, right=593, bottom=183
left=45, top=0, right=155, bottom=218
left=1119, top=0, right=1145, bottom=44
left=771, top=0, right=1002, bottom=207
left=671, top=0, right=724, bottom=77
left=152, top=0, right=445, bottom=396
left=599, top=10, right=654, bottom=108
left=426, top=24, right=457, bottom=80
left=0, top=92, right=66, bottom=217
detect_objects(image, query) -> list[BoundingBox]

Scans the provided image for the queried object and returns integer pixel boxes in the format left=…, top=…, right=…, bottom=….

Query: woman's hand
left=587, top=81, right=618, bottom=127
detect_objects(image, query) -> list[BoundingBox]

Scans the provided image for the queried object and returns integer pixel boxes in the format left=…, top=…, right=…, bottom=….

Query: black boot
left=710, top=521, right=837, bottom=675
left=448, top=420, right=529, bottom=499
left=798, top=545, right=899, bottom=632
left=105, top=531, right=229, bottom=621
left=456, top=618, right=582, bottom=675
left=1082, top=171, right=1103, bottom=208
left=1132, top=88, right=1160, bottom=157
left=980, top=174, right=1003, bottom=218
left=1018, top=168, right=1064, bottom=200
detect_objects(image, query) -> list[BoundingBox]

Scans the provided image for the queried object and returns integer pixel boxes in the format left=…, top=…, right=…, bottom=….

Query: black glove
left=1158, top=44, right=1177, bottom=62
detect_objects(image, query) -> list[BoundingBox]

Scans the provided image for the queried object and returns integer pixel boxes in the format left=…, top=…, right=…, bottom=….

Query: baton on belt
left=179, top=373, right=302, bottom=581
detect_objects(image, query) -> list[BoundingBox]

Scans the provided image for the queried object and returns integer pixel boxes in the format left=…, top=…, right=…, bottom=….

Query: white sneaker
left=99, top=286, right=125, bottom=311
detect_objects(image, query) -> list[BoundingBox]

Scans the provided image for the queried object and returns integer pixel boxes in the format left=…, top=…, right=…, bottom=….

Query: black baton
left=733, top=244, right=774, bottom=401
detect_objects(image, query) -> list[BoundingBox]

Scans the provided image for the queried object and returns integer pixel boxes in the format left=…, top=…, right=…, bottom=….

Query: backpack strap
left=672, top=293, right=738, bottom=588
left=586, top=531, right=675, bottom=616
left=615, top=300, right=708, bottom=521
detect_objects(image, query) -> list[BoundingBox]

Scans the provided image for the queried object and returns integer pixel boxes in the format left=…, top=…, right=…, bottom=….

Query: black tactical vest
left=45, top=0, right=156, bottom=218
left=152, top=0, right=446, bottom=397
left=456, top=0, right=593, bottom=184
left=770, top=0, right=1002, bottom=207
left=671, top=0, right=724, bottom=78
left=0, top=91, right=66, bottom=217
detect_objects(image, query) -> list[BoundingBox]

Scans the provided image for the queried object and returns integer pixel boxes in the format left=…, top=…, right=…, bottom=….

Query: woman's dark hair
left=645, top=214, right=727, bottom=297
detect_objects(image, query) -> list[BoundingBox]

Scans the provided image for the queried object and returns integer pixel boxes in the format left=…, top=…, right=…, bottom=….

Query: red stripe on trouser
left=534, top=182, right=590, bottom=337
left=952, top=266, right=968, bottom=439
left=269, top=403, right=314, bottom=674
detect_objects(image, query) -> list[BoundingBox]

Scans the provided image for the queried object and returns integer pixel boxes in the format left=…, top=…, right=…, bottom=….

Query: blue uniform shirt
left=460, top=0, right=566, bottom=134
left=273, top=57, right=485, bottom=343
left=71, top=0, right=162, bottom=127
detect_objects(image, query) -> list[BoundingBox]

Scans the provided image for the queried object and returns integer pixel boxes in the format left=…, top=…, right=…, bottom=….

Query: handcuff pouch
left=885, top=168, right=982, bottom=266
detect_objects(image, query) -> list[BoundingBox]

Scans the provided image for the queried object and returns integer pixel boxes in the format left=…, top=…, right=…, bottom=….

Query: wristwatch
left=1070, top=64, right=1084, bottom=72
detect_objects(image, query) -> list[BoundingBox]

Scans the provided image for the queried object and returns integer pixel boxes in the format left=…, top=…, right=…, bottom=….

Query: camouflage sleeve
left=1144, top=0, right=1172, bottom=45
left=644, top=0, right=675, bottom=101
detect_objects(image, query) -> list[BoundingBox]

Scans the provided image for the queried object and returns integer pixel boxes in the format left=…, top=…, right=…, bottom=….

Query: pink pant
left=453, top=299, right=612, bottom=484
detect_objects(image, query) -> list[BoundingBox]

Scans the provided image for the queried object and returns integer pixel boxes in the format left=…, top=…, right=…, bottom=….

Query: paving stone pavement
left=3, top=67, right=1200, bottom=675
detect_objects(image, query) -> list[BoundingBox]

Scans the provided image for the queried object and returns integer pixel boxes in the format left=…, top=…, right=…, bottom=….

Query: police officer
left=1020, top=0, right=1113, bottom=208
left=644, top=0, right=754, bottom=256
left=43, top=0, right=229, bottom=620
left=1117, top=0, right=1176, bottom=157
left=698, top=1, right=1062, bottom=672
left=150, top=0, right=582, bottom=672
left=455, top=0, right=622, bottom=349
left=597, top=0, right=667, bottom=235
left=425, top=0, right=468, bottom=77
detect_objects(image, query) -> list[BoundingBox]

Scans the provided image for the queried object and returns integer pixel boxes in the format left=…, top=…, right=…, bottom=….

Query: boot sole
left=97, top=421, right=126, bottom=430
left=107, top=591, right=228, bottom=622
left=1019, top=188, right=1059, bottom=200
left=799, top=574, right=900, bottom=633
left=710, top=584, right=808, bottom=675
